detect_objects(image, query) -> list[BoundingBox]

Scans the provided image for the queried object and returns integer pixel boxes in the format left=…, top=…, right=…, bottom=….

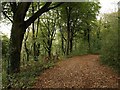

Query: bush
left=2, top=59, right=55, bottom=89
left=1, top=34, right=9, bottom=57
left=100, top=12, right=120, bottom=73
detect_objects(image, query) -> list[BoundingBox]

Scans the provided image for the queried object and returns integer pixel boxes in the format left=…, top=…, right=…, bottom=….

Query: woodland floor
left=34, top=54, right=119, bottom=88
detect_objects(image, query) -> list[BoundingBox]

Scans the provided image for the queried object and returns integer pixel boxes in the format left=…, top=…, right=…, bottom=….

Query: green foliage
left=100, top=12, right=120, bottom=73
left=57, top=2, right=100, bottom=55
left=2, top=59, right=55, bottom=88
left=1, top=34, right=9, bottom=57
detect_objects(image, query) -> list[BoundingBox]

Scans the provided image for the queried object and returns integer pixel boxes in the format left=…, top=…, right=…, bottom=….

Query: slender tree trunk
left=32, top=3, right=37, bottom=61
left=35, top=3, right=41, bottom=61
left=59, top=26, right=65, bottom=55
left=66, top=31, right=70, bottom=55
left=48, top=49, right=51, bottom=59
left=70, top=37, right=73, bottom=53
left=66, top=7, right=71, bottom=56
left=24, top=28, right=30, bottom=61
left=70, top=29, right=74, bottom=53
left=61, top=37, right=65, bottom=55
left=48, top=38, right=53, bottom=60
left=35, top=19, right=40, bottom=61
left=87, top=28, right=90, bottom=53
left=97, top=24, right=101, bottom=50
left=60, top=29, right=65, bottom=55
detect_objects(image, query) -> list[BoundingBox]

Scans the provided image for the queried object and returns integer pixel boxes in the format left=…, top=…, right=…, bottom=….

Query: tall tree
left=40, top=10, right=57, bottom=59
left=59, top=2, right=100, bottom=55
left=31, top=3, right=36, bottom=61
left=2, top=2, right=63, bottom=73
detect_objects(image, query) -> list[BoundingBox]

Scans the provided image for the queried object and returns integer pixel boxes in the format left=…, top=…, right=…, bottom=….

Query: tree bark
left=87, top=28, right=90, bottom=53
left=66, top=7, right=71, bottom=55
left=9, top=22, right=26, bottom=73
left=24, top=28, right=30, bottom=61
left=9, top=2, right=31, bottom=73
left=70, top=28, right=74, bottom=53
left=70, top=37, right=73, bottom=53
left=61, top=37, right=65, bottom=55
left=32, top=3, right=37, bottom=61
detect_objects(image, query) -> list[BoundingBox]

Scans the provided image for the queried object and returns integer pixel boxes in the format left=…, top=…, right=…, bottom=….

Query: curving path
left=34, top=54, right=119, bottom=88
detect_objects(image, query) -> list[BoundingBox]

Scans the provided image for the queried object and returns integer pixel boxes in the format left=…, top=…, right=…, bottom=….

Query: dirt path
left=34, top=54, right=119, bottom=88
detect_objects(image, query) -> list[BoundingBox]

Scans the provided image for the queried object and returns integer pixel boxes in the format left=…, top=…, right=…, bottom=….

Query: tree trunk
left=70, top=37, right=73, bottom=53
left=32, top=3, right=37, bottom=61
left=59, top=26, right=65, bottom=55
left=48, top=39, right=52, bottom=60
left=97, top=25, right=101, bottom=50
left=87, top=28, right=90, bottom=53
left=61, top=37, right=65, bottom=55
left=47, top=46, right=51, bottom=60
left=8, top=2, right=31, bottom=74
left=70, top=29, right=74, bottom=53
left=24, top=28, right=30, bottom=61
left=9, top=22, right=26, bottom=73
left=66, top=31, right=70, bottom=55
left=66, top=7, right=71, bottom=56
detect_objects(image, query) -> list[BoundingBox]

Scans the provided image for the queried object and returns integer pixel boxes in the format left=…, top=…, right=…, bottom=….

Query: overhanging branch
left=2, top=11, right=13, bottom=23
left=25, top=2, right=52, bottom=29
left=25, top=2, right=64, bottom=29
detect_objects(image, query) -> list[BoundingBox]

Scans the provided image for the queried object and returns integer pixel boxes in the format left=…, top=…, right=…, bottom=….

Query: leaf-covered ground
left=34, top=54, right=119, bottom=88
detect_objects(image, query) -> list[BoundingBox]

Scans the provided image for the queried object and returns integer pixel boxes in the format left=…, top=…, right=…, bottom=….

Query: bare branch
left=2, top=11, right=13, bottom=23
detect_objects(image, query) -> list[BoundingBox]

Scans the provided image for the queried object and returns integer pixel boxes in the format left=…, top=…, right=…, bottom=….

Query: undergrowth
left=2, top=60, right=55, bottom=89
